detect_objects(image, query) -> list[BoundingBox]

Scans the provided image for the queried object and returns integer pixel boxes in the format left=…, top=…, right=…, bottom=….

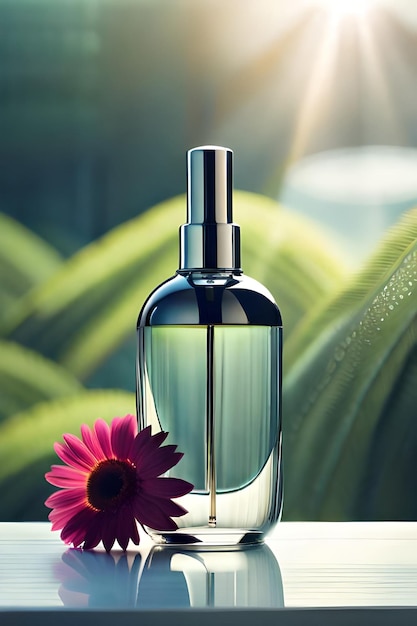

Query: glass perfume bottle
left=136, top=146, right=282, bottom=547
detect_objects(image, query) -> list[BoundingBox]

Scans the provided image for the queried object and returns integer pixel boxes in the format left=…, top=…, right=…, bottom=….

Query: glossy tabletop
left=1, top=522, right=417, bottom=625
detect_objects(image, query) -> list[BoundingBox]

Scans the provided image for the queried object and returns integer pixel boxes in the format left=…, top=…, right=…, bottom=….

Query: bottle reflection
left=57, top=543, right=283, bottom=609
left=137, top=544, right=284, bottom=609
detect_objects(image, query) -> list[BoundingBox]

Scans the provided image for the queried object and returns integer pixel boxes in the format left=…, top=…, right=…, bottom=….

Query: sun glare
left=285, top=0, right=403, bottom=165
left=311, top=0, right=379, bottom=18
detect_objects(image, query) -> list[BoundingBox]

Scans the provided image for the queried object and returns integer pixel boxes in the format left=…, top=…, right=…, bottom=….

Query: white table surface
left=1, top=522, right=417, bottom=625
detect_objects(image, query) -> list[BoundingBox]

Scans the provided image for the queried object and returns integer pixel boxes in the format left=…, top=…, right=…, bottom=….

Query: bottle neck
left=179, top=222, right=241, bottom=271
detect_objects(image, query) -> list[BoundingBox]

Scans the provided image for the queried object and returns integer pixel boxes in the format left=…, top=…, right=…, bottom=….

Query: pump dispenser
left=180, top=146, right=240, bottom=271
left=136, top=146, right=283, bottom=546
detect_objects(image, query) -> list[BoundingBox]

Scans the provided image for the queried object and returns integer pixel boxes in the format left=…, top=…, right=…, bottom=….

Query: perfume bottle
left=136, top=146, right=282, bottom=547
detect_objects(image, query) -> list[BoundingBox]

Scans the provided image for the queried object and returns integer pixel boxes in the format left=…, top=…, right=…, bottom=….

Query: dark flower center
left=87, top=459, right=137, bottom=512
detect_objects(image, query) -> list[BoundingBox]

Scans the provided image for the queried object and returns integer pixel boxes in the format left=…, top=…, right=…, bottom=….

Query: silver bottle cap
left=179, top=145, right=241, bottom=271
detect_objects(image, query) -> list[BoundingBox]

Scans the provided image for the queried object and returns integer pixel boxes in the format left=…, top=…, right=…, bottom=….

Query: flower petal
left=83, top=525, right=103, bottom=551
left=152, top=496, right=188, bottom=519
left=141, top=477, right=193, bottom=499
left=93, top=419, right=114, bottom=459
left=56, top=434, right=97, bottom=472
left=127, top=516, right=140, bottom=547
left=101, top=514, right=117, bottom=552
left=45, top=465, right=88, bottom=488
left=133, top=493, right=179, bottom=531
left=80, top=424, right=106, bottom=461
left=45, top=488, right=86, bottom=510
left=130, top=428, right=168, bottom=467
left=110, top=414, right=137, bottom=460
left=136, top=447, right=184, bottom=480
left=49, top=505, right=87, bottom=531
left=83, top=512, right=114, bottom=550
left=94, top=419, right=114, bottom=459
left=115, top=522, right=130, bottom=551
left=114, top=506, right=137, bottom=550
left=61, top=507, right=97, bottom=548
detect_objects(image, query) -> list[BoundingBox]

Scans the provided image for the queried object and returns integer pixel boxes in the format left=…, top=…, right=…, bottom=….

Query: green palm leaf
left=285, top=207, right=417, bottom=371
left=0, top=390, right=136, bottom=521
left=0, top=340, right=83, bottom=422
left=283, top=233, right=417, bottom=521
left=1, top=192, right=347, bottom=382
left=0, top=212, right=62, bottom=316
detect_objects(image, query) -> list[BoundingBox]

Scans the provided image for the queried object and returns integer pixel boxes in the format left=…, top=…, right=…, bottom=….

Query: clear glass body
left=136, top=271, right=282, bottom=547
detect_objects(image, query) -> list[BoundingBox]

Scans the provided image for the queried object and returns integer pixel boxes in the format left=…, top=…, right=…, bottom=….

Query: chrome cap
left=179, top=146, right=241, bottom=271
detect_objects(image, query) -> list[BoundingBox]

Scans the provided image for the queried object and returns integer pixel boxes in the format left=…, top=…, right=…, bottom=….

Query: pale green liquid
left=137, top=325, right=282, bottom=542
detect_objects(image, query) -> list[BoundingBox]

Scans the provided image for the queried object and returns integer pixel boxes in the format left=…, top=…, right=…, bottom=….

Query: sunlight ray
left=286, top=3, right=407, bottom=166
left=356, top=15, right=407, bottom=144
left=309, top=0, right=379, bottom=18
left=287, top=12, right=342, bottom=164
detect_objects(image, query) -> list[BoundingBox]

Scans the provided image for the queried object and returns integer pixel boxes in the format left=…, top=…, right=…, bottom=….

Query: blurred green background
left=0, top=0, right=417, bottom=522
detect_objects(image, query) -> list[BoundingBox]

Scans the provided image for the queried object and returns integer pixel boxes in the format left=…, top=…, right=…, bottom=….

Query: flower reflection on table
left=56, top=549, right=142, bottom=608
left=57, top=542, right=284, bottom=609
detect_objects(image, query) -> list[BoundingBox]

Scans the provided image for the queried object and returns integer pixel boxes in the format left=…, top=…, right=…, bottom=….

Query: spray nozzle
left=180, top=146, right=241, bottom=271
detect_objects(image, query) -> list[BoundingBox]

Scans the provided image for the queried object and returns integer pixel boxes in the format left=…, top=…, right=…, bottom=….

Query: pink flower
left=45, top=415, right=193, bottom=551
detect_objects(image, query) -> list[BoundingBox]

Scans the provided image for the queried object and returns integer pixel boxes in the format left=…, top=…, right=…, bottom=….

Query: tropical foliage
left=0, top=193, right=416, bottom=522
left=283, top=208, right=417, bottom=520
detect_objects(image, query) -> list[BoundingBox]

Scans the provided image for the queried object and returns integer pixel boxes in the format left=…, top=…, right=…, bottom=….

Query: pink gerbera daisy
left=45, top=414, right=193, bottom=551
